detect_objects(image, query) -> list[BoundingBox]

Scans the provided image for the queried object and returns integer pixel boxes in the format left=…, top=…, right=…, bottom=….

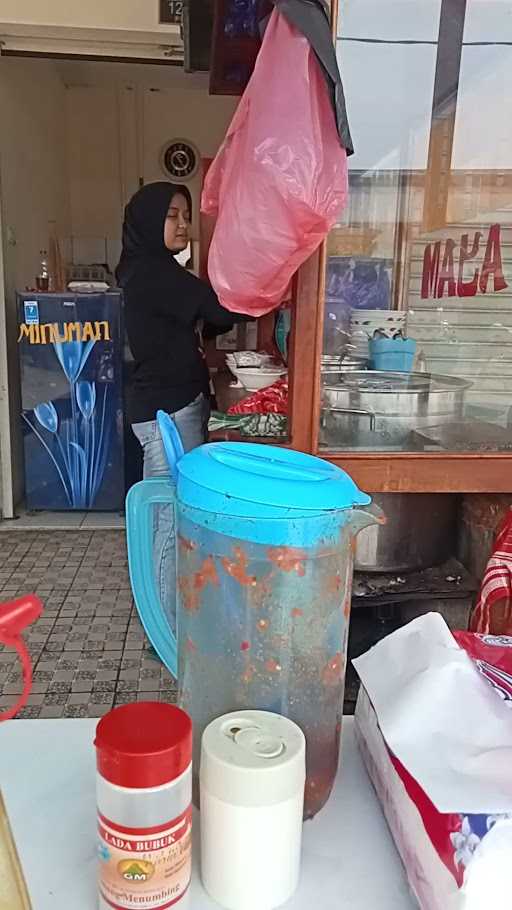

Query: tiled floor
left=0, top=530, right=176, bottom=719
left=0, top=509, right=125, bottom=531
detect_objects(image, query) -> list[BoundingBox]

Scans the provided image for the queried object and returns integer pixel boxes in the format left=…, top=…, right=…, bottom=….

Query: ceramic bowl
left=234, top=367, right=287, bottom=392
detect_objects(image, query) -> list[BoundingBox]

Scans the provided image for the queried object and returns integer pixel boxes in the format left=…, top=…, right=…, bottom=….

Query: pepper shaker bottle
left=95, top=702, right=192, bottom=910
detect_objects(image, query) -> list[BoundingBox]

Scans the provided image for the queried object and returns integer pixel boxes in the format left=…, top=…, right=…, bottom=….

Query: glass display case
left=287, top=0, right=512, bottom=493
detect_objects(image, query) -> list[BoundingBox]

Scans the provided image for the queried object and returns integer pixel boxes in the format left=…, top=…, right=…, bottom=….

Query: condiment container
left=95, top=702, right=192, bottom=910
left=200, top=710, right=306, bottom=910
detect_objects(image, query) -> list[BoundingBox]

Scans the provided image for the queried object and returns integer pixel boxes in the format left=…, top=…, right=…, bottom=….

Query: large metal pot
left=322, top=371, right=472, bottom=447
left=355, top=493, right=457, bottom=573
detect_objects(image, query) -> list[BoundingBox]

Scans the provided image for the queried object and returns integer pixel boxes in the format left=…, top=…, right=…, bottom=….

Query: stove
left=344, top=558, right=477, bottom=713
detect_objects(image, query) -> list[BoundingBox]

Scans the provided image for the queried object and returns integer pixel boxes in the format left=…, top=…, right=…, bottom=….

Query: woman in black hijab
left=117, top=180, right=236, bottom=456
left=117, top=181, right=240, bottom=637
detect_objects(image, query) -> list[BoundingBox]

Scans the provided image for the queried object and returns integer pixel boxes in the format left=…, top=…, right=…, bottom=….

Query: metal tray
left=411, top=421, right=512, bottom=451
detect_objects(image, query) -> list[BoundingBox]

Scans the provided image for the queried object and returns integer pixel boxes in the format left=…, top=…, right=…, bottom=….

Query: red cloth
left=228, top=379, right=288, bottom=415
left=470, top=509, right=512, bottom=634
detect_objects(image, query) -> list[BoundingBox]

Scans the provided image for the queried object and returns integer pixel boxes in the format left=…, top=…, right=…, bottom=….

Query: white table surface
left=0, top=717, right=415, bottom=909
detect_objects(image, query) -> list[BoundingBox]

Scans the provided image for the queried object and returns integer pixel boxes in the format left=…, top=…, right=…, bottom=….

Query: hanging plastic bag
left=202, top=8, right=349, bottom=317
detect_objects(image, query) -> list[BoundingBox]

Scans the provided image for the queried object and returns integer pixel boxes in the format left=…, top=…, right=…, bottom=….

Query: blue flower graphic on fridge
left=18, top=292, right=124, bottom=511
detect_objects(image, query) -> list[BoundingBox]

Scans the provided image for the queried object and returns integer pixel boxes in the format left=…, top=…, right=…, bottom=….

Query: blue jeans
left=131, top=393, right=209, bottom=639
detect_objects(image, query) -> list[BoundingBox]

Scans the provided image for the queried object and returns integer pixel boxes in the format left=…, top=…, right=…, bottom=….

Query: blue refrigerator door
left=17, top=292, right=125, bottom=511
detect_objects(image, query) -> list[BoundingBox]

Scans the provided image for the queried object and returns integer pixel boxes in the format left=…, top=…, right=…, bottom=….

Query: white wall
left=141, top=84, right=237, bottom=217
left=0, top=59, right=71, bottom=293
left=0, top=57, right=71, bottom=514
left=0, top=0, right=177, bottom=34
left=63, top=62, right=237, bottom=270
left=65, top=84, right=124, bottom=273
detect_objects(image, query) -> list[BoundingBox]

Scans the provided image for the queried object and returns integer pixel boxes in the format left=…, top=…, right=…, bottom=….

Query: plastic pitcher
left=126, top=428, right=382, bottom=819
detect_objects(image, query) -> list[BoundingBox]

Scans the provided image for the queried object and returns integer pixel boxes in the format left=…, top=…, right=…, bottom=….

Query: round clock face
left=161, top=141, right=198, bottom=181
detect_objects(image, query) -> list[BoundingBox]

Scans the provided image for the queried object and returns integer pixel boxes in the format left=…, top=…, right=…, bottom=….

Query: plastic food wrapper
left=208, top=411, right=287, bottom=438
left=227, top=378, right=288, bottom=415
left=202, top=8, right=349, bottom=316
left=353, top=613, right=512, bottom=910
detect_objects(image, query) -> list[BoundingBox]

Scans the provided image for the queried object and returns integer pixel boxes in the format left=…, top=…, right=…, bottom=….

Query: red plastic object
left=454, top=629, right=512, bottom=700
left=202, top=9, right=349, bottom=317
left=0, top=594, right=43, bottom=722
left=95, top=702, right=192, bottom=789
left=228, top=378, right=288, bottom=415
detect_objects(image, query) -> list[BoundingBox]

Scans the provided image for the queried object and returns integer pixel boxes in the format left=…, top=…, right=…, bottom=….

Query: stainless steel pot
left=322, top=371, right=472, bottom=446
left=355, top=493, right=457, bottom=573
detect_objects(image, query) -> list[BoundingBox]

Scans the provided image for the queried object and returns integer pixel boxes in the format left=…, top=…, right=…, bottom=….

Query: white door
left=0, top=175, right=21, bottom=518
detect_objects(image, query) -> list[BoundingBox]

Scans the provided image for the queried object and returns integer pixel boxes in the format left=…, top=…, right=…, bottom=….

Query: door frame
left=0, top=176, right=15, bottom=518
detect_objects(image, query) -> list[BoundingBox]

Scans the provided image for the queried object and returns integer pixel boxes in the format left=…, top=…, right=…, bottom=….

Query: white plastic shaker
left=200, top=710, right=306, bottom=910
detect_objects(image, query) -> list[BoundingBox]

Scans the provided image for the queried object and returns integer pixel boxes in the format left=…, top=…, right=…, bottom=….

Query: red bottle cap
left=95, top=702, right=192, bottom=789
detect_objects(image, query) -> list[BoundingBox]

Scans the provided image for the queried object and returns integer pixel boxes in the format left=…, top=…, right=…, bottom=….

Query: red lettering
left=480, top=223, right=508, bottom=293
left=457, top=231, right=481, bottom=297
left=420, top=225, right=508, bottom=299
left=421, top=241, right=441, bottom=299
left=436, top=238, right=456, bottom=298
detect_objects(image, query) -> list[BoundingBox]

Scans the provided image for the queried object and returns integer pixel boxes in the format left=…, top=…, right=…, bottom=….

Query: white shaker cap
left=200, top=710, right=306, bottom=808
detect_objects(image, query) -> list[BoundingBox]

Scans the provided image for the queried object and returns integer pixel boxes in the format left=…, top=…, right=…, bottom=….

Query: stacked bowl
left=350, top=310, right=407, bottom=361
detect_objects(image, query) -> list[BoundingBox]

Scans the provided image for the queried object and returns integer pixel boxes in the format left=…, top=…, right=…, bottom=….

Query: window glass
left=321, top=0, right=512, bottom=454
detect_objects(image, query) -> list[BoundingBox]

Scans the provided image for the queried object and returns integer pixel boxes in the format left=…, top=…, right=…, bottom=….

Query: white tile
left=0, top=510, right=86, bottom=531
left=80, top=513, right=125, bottom=531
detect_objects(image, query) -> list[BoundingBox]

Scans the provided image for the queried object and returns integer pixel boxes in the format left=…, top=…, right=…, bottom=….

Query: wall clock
left=161, top=140, right=199, bottom=182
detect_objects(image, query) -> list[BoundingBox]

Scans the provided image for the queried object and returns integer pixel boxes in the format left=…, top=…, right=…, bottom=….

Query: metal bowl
left=321, top=356, right=367, bottom=380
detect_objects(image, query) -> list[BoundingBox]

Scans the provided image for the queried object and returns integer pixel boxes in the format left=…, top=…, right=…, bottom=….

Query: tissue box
left=353, top=614, right=512, bottom=910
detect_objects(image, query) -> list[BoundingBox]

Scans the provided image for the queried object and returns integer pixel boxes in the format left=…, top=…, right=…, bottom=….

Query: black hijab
left=116, top=181, right=192, bottom=288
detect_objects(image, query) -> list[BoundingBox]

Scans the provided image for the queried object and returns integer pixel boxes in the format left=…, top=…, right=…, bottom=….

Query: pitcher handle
left=126, top=478, right=178, bottom=678
left=350, top=501, right=386, bottom=535
left=157, top=409, right=185, bottom=483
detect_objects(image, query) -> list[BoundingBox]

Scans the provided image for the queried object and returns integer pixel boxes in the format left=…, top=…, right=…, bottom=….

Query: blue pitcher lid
left=177, top=442, right=370, bottom=518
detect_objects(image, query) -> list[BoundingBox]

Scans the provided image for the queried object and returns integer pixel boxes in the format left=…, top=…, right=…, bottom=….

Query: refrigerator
left=17, top=291, right=125, bottom=511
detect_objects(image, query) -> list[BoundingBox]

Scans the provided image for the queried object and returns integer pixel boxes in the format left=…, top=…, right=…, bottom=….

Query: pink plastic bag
left=202, top=9, right=349, bottom=317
